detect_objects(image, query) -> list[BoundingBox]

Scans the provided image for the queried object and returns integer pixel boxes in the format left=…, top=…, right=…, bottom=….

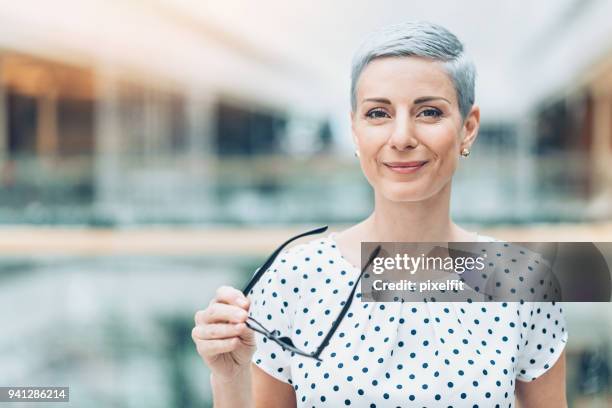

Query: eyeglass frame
left=242, top=225, right=381, bottom=361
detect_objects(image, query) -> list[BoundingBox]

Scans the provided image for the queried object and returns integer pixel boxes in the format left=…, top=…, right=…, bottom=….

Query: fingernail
left=238, top=298, right=248, bottom=307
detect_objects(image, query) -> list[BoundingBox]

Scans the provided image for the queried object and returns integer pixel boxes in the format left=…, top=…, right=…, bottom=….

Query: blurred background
left=1, top=0, right=611, bottom=406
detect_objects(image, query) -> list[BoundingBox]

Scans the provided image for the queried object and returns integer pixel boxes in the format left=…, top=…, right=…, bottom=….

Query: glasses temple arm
left=246, top=317, right=322, bottom=360
left=242, top=226, right=328, bottom=296
left=313, top=245, right=381, bottom=358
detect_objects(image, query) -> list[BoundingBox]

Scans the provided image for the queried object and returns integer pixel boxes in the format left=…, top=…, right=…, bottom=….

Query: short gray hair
left=350, top=21, right=476, bottom=119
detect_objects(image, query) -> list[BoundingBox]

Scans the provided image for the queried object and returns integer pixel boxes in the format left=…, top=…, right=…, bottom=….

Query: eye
left=418, top=108, right=442, bottom=118
left=365, top=108, right=390, bottom=119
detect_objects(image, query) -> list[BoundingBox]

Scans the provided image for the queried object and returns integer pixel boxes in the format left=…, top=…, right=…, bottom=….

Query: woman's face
left=351, top=56, right=479, bottom=202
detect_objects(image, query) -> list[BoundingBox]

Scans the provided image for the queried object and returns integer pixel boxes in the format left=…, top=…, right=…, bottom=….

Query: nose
left=388, top=110, right=419, bottom=151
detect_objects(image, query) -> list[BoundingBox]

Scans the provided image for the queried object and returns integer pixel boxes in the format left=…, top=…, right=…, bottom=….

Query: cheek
left=354, top=124, right=389, bottom=153
left=417, top=124, right=460, bottom=161
left=356, top=120, right=387, bottom=136
left=354, top=130, right=386, bottom=184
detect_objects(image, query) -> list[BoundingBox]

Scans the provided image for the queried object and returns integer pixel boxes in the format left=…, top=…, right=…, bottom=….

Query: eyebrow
left=413, top=96, right=451, bottom=104
left=361, top=96, right=451, bottom=105
left=362, top=97, right=391, bottom=104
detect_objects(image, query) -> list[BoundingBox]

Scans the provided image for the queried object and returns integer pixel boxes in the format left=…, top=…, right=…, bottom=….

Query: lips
left=384, top=161, right=428, bottom=167
left=383, top=160, right=428, bottom=174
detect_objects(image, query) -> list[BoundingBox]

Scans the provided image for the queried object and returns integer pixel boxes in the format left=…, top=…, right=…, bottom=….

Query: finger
left=196, top=303, right=248, bottom=325
left=192, top=323, right=246, bottom=340
left=215, top=286, right=250, bottom=310
left=208, top=296, right=217, bottom=308
left=195, top=338, right=240, bottom=357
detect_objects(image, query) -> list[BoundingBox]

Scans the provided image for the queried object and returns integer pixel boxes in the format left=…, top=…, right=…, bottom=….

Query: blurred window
left=7, top=92, right=37, bottom=156
left=215, top=101, right=286, bottom=156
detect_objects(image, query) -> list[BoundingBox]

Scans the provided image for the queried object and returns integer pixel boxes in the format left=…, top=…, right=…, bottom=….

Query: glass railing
left=0, top=149, right=603, bottom=225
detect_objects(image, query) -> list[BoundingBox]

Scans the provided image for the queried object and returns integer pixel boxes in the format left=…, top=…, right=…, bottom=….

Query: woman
left=192, top=21, right=568, bottom=407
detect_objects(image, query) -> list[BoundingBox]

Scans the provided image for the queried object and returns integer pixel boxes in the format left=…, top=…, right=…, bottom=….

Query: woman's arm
left=251, top=363, right=297, bottom=408
left=211, top=369, right=253, bottom=408
left=515, top=349, right=567, bottom=408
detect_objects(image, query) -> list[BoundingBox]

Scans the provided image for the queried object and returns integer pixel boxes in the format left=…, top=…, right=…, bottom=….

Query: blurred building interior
left=1, top=1, right=612, bottom=407
left=0, top=0, right=610, bottom=225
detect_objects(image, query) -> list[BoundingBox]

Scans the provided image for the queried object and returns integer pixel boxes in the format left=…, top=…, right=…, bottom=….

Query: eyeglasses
left=242, top=225, right=381, bottom=361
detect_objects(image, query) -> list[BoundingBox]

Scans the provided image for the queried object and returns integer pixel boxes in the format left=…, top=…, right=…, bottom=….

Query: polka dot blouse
left=248, top=233, right=568, bottom=407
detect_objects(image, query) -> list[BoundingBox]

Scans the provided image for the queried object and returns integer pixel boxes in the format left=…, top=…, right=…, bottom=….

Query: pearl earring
left=354, top=150, right=360, bottom=158
left=460, top=148, right=470, bottom=157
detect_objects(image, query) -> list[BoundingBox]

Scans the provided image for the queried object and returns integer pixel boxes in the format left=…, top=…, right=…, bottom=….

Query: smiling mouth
left=383, top=161, right=428, bottom=174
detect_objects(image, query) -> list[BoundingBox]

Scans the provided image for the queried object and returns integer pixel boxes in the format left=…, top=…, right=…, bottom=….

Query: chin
left=378, top=182, right=430, bottom=202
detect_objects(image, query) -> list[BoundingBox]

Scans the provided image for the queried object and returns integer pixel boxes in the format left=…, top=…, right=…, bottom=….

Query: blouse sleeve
left=248, top=245, right=303, bottom=385
left=516, top=301, right=569, bottom=382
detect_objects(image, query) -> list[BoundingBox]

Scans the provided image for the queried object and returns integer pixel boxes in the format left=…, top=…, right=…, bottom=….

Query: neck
left=363, top=181, right=467, bottom=242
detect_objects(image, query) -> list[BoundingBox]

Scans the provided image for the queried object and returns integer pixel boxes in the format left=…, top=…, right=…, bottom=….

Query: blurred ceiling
left=159, top=0, right=612, bottom=119
left=1, top=0, right=612, bottom=121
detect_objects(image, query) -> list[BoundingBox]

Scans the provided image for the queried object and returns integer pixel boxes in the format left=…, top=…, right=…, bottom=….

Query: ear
left=460, top=105, right=480, bottom=150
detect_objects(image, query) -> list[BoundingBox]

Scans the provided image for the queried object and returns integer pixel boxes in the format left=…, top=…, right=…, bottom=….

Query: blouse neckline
left=325, top=230, right=489, bottom=272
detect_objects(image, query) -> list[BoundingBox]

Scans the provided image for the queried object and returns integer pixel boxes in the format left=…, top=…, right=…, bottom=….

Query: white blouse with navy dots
left=248, top=233, right=568, bottom=407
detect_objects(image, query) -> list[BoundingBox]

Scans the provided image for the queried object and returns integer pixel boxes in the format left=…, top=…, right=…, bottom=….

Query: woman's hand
left=192, top=285, right=256, bottom=382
